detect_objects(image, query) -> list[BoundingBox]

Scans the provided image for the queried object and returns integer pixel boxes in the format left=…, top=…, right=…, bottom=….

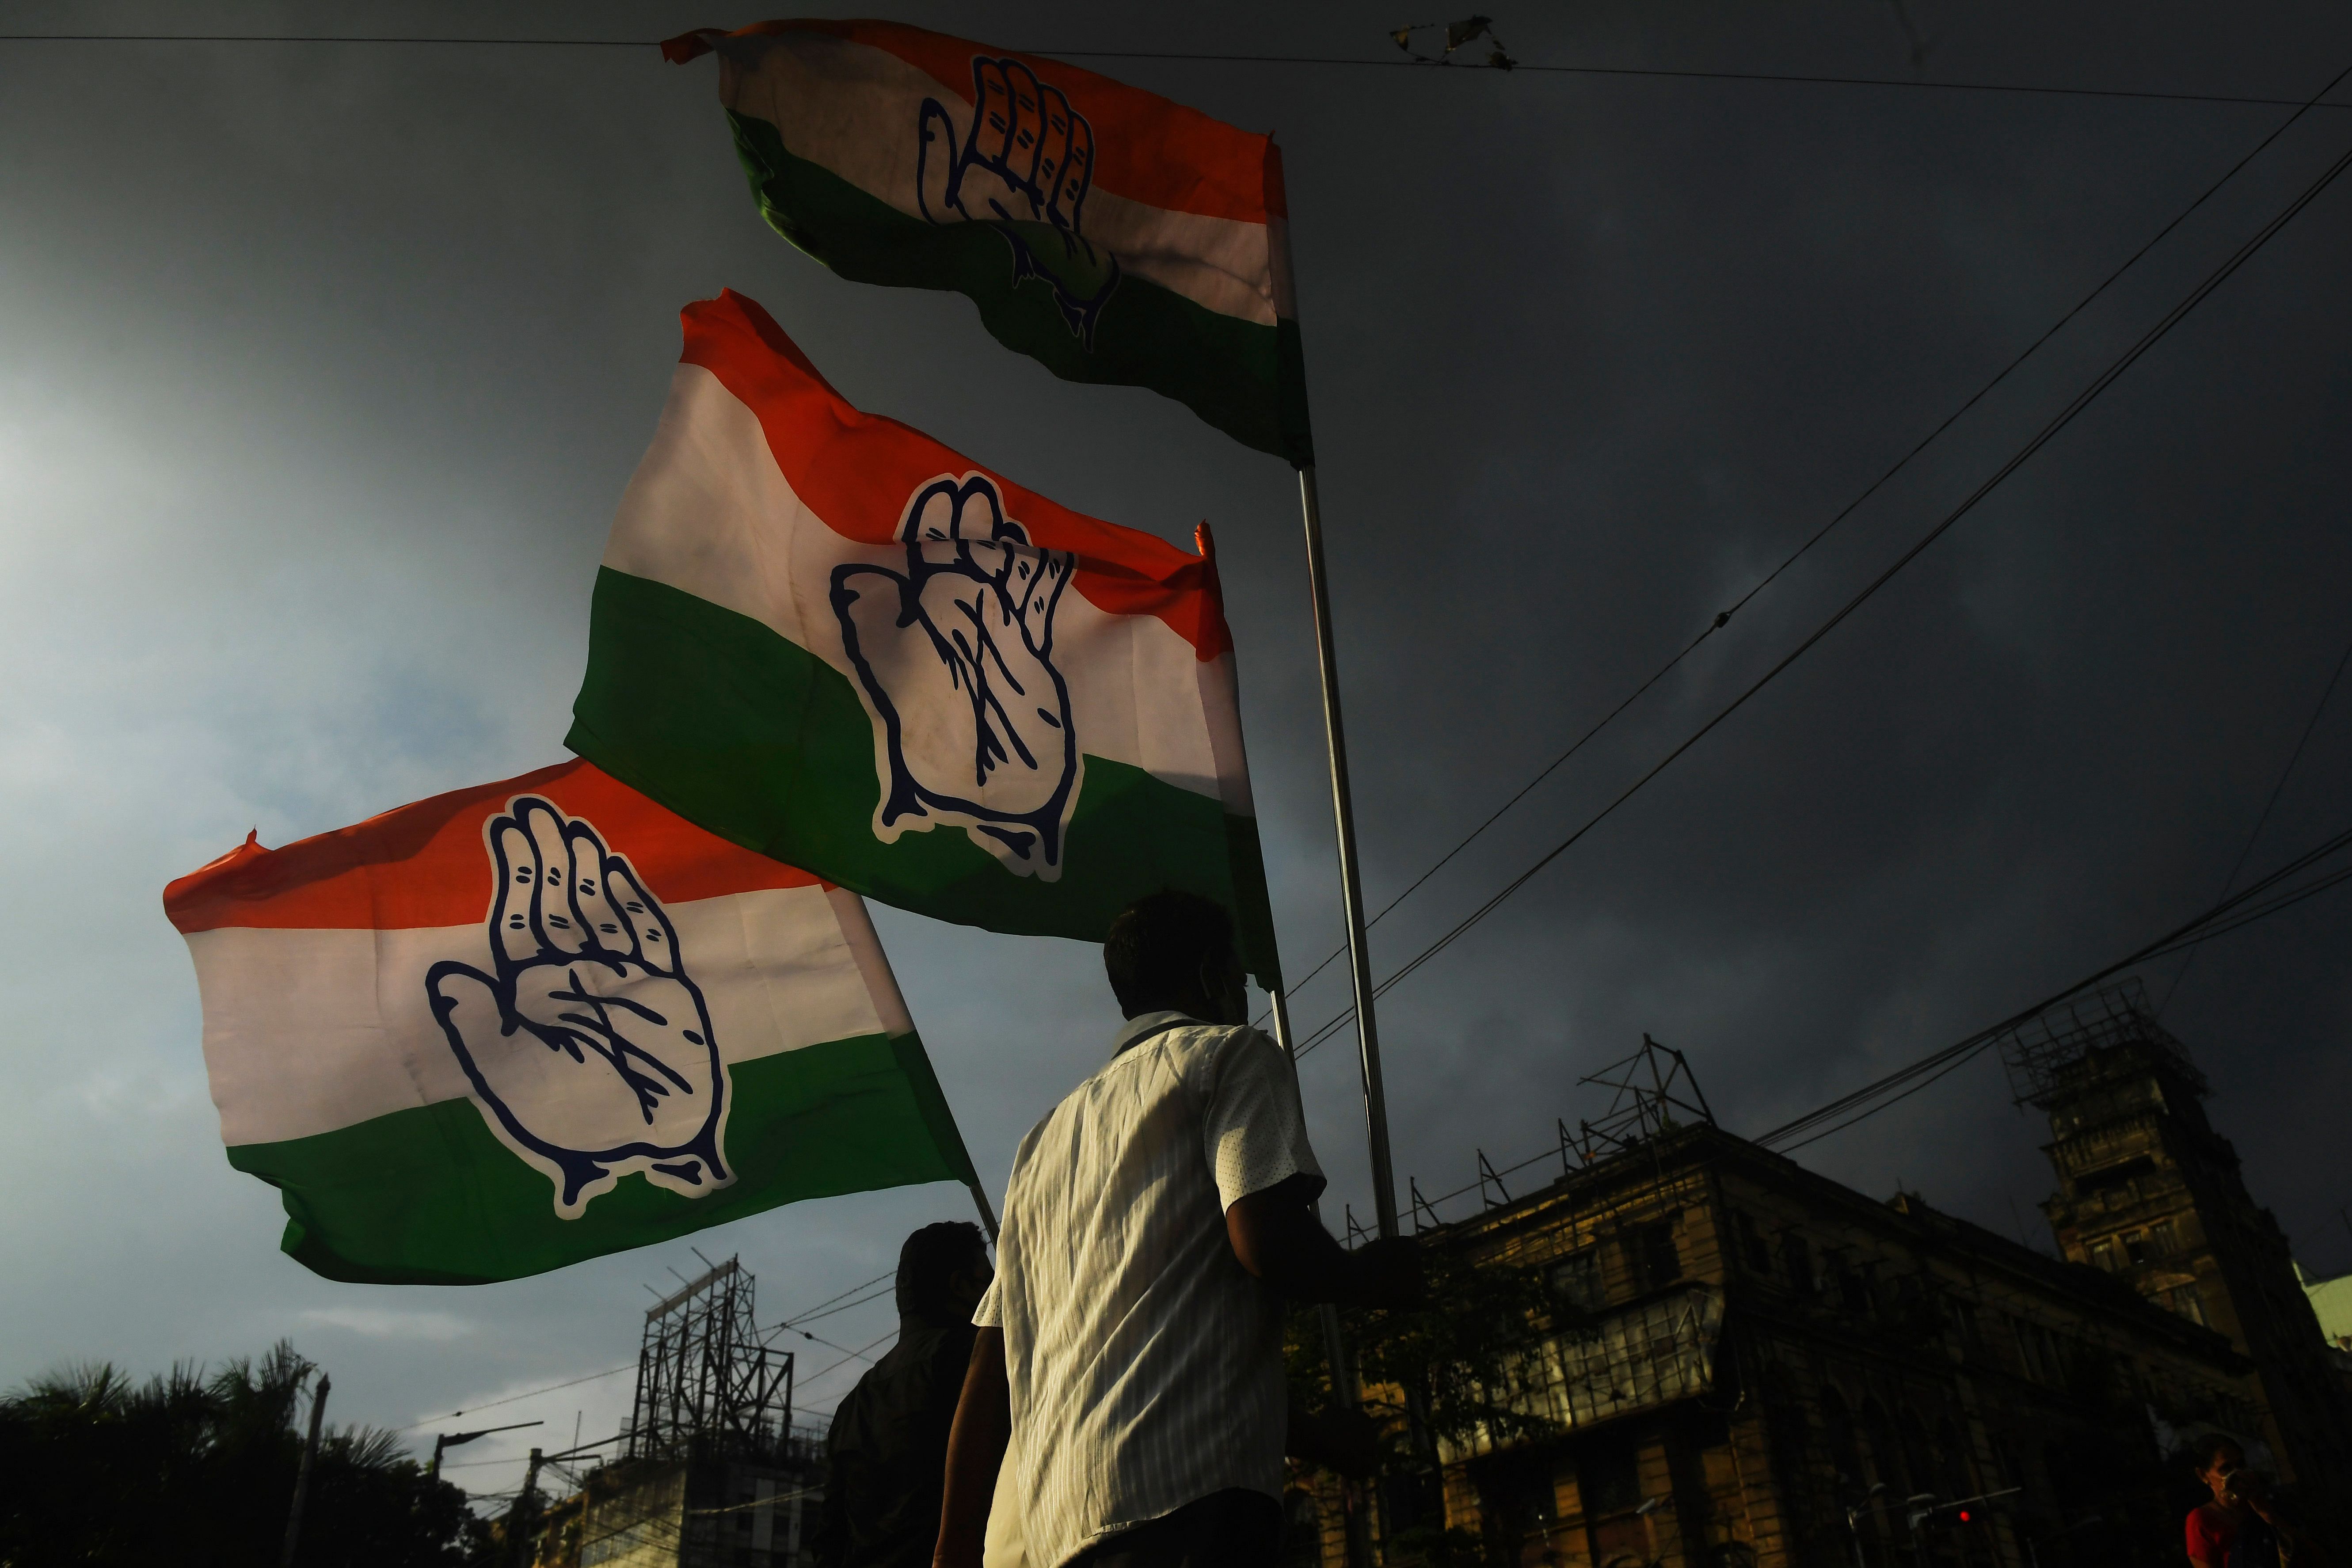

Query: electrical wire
left=393, top=1364, right=636, bottom=1431
left=1392, top=817, right=2352, bottom=1225
left=1266, top=54, right=2352, bottom=1028
left=3, top=30, right=2350, bottom=116
left=792, top=1330, right=900, bottom=1398
left=757, top=1267, right=895, bottom=1344
left=1289, top=111, right=2352, bottom=1063
left=793, top=1330, right=888, bottom=1367
left=2156, top=626, right=2352, bottom=1015
left=766, top=1282, right=894, bottom=1335
left=1754, top=818, right=2352, bottom=1152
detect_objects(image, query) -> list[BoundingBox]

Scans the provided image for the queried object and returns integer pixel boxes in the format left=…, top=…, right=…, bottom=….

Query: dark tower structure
left=2003, top=980, right=2352, bottom=1486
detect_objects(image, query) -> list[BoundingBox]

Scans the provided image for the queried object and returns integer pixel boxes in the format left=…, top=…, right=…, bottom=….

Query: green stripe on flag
left=228, top=1031, right=977, bottom=1285
left=727, top=110, right=1313, bottom=467
left=566, top=567, right=1281, bottom=990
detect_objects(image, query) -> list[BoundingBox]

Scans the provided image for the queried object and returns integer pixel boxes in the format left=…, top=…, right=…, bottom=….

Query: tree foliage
left=1290, top=1246, right=1568, bottom=1455
left=0, top=1340, right=495, bottom=1568
left=1288, top=1248, right=1576, bottom=1565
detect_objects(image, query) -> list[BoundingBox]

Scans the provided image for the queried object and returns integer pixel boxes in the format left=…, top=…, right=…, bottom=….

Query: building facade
left=2006, top=984, right=2352, bottom=1487
left=1294, top=1050, right=2273, bottom=1567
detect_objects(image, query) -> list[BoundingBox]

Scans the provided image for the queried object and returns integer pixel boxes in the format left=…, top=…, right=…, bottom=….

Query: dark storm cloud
left=4, top=0, right=2348, bottom=1497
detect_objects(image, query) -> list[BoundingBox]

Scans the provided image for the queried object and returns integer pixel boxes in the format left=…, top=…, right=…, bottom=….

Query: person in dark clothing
left=810, top=1222, right=994, bottom=1568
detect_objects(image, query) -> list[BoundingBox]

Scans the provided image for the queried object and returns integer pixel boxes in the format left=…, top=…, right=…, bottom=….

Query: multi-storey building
left=1291, top=1040, right=2272, bottom=1568
left=2008, top=982, right=2352, bottom=1488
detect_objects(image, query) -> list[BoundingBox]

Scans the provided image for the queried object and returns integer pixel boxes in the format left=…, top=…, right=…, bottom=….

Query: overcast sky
left=6, top=0, right=2351, bottom=1506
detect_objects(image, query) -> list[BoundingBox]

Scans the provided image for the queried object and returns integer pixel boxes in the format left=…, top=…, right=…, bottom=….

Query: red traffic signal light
left=1956, top=1510, right=1973, bottom=1525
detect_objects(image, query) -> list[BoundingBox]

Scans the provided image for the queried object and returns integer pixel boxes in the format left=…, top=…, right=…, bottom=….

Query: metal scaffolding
left=1569, top=1034, right=1717, bottom=1164
left=1997, top=977, right=2209, bottom=1107
left=626, top=1257, right=795, bottom=1465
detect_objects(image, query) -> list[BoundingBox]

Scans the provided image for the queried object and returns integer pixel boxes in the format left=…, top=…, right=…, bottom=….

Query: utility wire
left=1267, top=55, right=2352, bottom=1024
left=767, top=1283, right=894, bottom=1334
left=1290, top=109, right=2352, bottom=1063
left=793, top=1330, right=889, bottom=1366
left=396, top=1266, right=894, bottom=1438
left=758, top=1267, right=895, bottom=1343
left=2156, top=627, right=2352, bottom=1015
left=796, top=1330, right=899, bottom=1392
left=1396, top=818, right=2352, bottom=1223
left=393, top=1364, right=634, bottom=1431
left=6, top=31, right=2352, bottom=114
left=1755, top=818, right=2352, bottom=1152
left=0, top=34, right=652, bottom=45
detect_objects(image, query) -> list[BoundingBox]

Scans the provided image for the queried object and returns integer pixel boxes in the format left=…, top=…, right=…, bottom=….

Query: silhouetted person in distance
left=933, top=890, right=1421, bottom=1568
left=811, top=1222, right=993, bottom=1568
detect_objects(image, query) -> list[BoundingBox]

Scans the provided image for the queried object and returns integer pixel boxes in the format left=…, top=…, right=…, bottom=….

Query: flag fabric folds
left=665, top=19, right=1312, bottom=466
left=164, top=759, right=978, bottom=1285
left=565, top=289, right=1282, bottom=990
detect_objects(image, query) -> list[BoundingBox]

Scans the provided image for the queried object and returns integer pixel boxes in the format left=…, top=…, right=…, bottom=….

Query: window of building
left=2011, top=1317, right=2045, bottom=1381
left=1625, top=1222, right=1679, bottom=1294
left=1471, top=1451, right=1556, bottom=1564
left=2088, top=1238, right=2116, bottom=1271
left=2124, top=1230, right=2150, bottom=1265
left=1934, top=1417, right=1975, bottom=1500
left=1989, top=1434, right=2023, bottom=1491
left=1947, top=1299, right=1980, bottom=1344
left=1735, top=1210, right=1774, bottom=1275
left=2168, top=1284, right=2208, bottom=1326
left=1898, top=1409, right=1937, bottom=1500
left=1549, top=1248, right=1606, bottom=1316
left=1860, top=1400, right=1906, bottom=1494
left=1783, top=1233, right=1816, bottom=1296
left=1578, top=1438, right=1642, bottom=1516
left=1822, top=1252, right=1868, bottom=1314
left=1821, top=1387, right=1862, bottom=1489
left=2149, top=1219, right=2177, bottom=1256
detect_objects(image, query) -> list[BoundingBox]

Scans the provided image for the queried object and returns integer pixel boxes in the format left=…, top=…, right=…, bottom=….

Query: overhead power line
left=1264, top=56, right=2352, bottom=1022
left=4, top=32, right=2349, bottom=114
left=392, top=1364, right=634, bottom=1432
left=1754, top=816, right=2352, bottom=1153
left=759, top=1267, right=894, bottom=1343
left=1292, top=105, right=2352, bottom=1062
left=1395, top=816, right=2352, bottom=1224
left=2156, top=625, right=2352, bottom=1015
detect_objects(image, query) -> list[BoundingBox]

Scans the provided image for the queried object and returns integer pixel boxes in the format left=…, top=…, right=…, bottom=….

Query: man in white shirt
left=933, top=891, right=1420, bottom=1568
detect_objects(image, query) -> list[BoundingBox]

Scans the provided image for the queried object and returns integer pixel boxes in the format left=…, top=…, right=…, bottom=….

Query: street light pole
left=279, top=1372, right=330, bottom=1568
left=425, top=1419, right=544, bottom=1481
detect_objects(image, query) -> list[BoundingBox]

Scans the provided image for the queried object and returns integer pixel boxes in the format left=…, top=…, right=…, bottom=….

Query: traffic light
left=1909, top=1491, right=2017, bottom=1536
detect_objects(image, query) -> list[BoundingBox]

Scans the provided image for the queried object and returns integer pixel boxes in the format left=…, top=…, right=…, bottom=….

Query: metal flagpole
left=1270, top=986, right=1377, bottom=1568
left=1294, top=464, right=1401, bottom=1240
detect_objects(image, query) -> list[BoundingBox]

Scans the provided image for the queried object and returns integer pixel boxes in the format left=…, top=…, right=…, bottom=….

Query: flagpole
left=1294, top=465, right=1401, bottom=1241
left=1270, top=986, right=1378, bottom=1568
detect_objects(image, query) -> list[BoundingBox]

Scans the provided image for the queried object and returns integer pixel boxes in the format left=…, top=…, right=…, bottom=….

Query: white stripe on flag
left=725, top=32, right=1286, bottom=324
left=601, top=363, right=1237, bottom=804
left=190, top=885, right=893, bottom=1147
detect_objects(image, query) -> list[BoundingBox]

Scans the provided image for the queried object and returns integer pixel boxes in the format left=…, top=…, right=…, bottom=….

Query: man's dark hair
left=1103, top=891, right=1236, bottom=1017
left=895, top=1221, right=988, bottom=1322
left=2192, top=1432, right=2246, bottom=1473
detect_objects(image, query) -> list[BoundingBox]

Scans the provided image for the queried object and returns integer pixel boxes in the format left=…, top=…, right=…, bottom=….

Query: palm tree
left=0, top=1340, right=495, bottom=1567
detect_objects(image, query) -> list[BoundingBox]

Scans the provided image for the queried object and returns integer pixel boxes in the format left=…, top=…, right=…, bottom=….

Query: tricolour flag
left=664, top=20, right=1311, bottom=466
left=164, top=759, right=979, bottom=1285
left=565, top=289, right=1281, bottom=989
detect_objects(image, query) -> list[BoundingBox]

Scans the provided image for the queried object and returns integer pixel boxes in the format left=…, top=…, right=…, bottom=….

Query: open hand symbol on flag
left=426, top=797, right=730, bottom=1218
left=831, top=473, right=1081, bottom=879
left=916, top=55, right=1120, bottom=344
